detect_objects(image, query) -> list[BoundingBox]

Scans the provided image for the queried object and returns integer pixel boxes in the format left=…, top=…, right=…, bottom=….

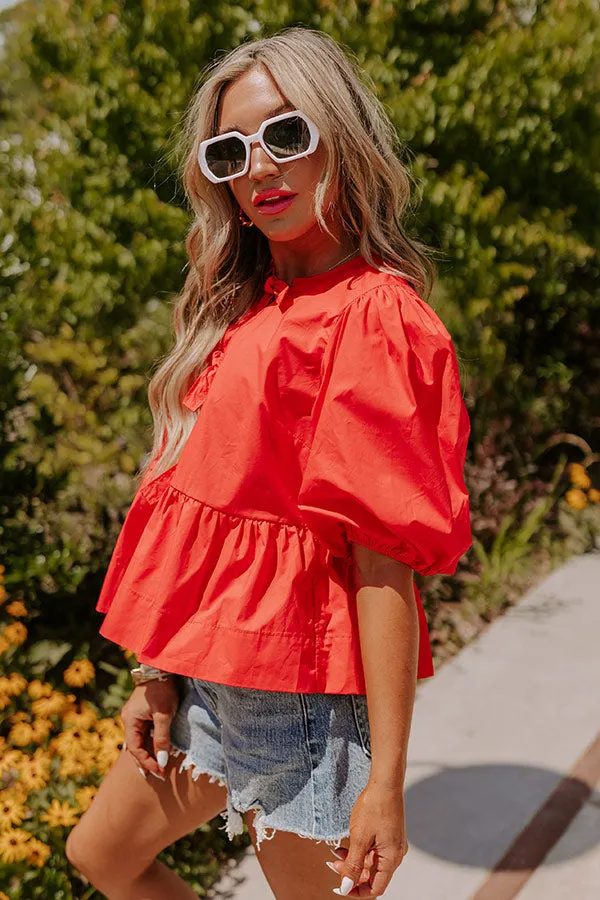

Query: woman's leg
left=243, top=817, right=354, bottom=900
left=66, top=744, right=229, bottom=899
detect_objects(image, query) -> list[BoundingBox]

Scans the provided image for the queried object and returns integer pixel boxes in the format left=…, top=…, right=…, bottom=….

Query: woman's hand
left=120, top=677, right=180, bottom=781
left=329, top=782, right=409, bottom=897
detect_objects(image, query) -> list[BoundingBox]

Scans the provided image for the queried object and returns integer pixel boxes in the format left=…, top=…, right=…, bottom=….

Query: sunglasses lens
left=264, top=115, right=311, bottom=159
left=205, top=136, right=246, bottom=179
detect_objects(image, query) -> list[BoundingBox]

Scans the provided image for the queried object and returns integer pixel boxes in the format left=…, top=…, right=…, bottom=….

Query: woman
left=66, top=26, right=471, bottom=900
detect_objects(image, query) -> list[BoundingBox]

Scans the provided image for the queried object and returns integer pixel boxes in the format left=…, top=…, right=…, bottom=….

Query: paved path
left=213, top=552, right=600, bottom=899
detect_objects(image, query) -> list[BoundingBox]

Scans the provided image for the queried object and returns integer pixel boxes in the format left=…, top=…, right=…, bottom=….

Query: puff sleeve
left=296, top=281, right=472, bottom=576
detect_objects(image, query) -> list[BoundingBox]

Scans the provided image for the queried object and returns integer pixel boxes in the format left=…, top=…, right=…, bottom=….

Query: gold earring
left=239, top=208, right=255, bottom=228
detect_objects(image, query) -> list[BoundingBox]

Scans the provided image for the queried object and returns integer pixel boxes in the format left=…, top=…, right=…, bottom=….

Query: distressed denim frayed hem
left=169, top=743, right=349, bottom=853
left=169, top=743, right=227, bottom=788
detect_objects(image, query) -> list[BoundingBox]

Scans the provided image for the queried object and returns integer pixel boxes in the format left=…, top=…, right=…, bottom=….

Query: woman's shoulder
left=274, top=260, right=454, bottom=369
left=335, top=265, right=453, bottom=347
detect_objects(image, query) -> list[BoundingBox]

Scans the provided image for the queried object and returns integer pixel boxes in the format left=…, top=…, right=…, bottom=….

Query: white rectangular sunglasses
left=198, top=109, right=320, bottom=184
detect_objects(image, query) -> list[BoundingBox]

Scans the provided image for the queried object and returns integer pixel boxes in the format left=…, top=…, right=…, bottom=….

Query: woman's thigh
left=243, top=822, right=354, bottom=900
left=66, top=743, right=228, bottom=882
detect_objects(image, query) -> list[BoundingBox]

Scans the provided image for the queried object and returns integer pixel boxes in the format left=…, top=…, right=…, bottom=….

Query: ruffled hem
left=95, top=479, right=317, bottom=623
left=96, top=477, right=435, bottom=691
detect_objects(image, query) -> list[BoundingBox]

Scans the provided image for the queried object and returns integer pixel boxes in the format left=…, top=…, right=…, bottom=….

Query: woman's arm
left=351, top=541, right=419, bottom=788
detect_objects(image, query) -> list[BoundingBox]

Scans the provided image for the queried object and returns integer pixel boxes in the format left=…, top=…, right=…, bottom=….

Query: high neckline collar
left=263, top=253, right=370, bottom=305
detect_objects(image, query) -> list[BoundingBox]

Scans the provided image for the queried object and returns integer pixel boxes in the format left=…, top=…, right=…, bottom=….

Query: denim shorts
left=168, top=675, right=372, bottom=852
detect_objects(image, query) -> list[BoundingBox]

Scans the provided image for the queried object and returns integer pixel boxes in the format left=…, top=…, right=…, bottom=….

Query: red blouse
left=96, top=254, right=472, bottom=693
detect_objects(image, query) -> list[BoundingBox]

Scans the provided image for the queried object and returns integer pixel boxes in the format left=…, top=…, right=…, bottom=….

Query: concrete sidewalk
left=213, top=552, right=600, bottom=900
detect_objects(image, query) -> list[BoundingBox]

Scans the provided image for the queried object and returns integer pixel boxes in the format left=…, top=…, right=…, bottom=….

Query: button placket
left=183, top=265, right=285, bottom=412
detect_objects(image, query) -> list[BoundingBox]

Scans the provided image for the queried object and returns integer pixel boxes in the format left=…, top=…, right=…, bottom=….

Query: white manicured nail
left=157, top=750, right=168, bottom=768
left=335, top=876, right=355, bottom=896
left=150, top=770, right=166, bottom=781
left=326, top=861, right=339, bottom=872
left=137, top=766, right=147, bottom=779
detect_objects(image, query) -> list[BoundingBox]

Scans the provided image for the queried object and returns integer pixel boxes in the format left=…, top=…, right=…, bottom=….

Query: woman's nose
left=248, top=139, right=279, bottom=180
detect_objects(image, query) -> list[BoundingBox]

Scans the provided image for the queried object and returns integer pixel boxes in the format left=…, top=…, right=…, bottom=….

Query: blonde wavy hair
left=140, top=25, right=438, bottom=484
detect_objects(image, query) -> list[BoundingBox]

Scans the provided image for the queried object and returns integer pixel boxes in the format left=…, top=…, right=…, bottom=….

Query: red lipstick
left=252, top=189, right=297, bottom=208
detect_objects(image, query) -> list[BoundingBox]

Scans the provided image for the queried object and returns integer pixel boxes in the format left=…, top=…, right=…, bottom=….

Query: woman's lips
left=255, top=195, right=296, bottom=216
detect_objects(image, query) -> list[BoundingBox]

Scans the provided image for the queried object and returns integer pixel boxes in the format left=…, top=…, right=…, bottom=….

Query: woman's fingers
left=126, top=717, right=164, bottom=779
left=120, top=682, right=179, bottom=782
left=328, top=847, right=373, bottom=885
left=152, top=711, right=174, bottom=777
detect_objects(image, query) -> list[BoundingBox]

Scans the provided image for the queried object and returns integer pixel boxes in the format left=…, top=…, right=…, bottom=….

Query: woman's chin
left=261, top=218, right=319, bottom=242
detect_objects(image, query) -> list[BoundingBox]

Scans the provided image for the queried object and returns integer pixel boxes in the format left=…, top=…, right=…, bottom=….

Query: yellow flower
left=31, top=746, right=53, bottom=767
left=95, top=736, right=126, bottom=775
left=50, top=730, right=98, bottom=779
left=63, top=658, right=95, bottom=687
left=0, top=891, right=9, bottom=900
left=39, top=798, right=80, bottom=828
left=6, top=778, right=28, bottom=796
left=95, top=751, right=116, bottom=775
left=27, top=679, right=53, bottom=699
left=5, top=600, right=27, bottom=618
left=3, top=622, right=27, bottom=647
left=85, top=731, right=102, bottom=753
left=0, top=585, right=6, bottom=604
left=17, top=771, right=45, bottom=793
left=16, top=748, right=52, bottom=792
left=566, top=488, right=588, bottom=510
left=51, top=728, right=96, bottom=756
left=0, top=793, right=28, bottom=831
left=31, top=691, right=72, bottom=718
left=58, top=753, right=96, bottom=780
left=0, top=749, right=27, bottom=777
left=74, top=785, right=98, bottom=812
left=30, top=718, right=54, bottom=743
left=9, top=711, right=29, bottom=724
left=0, top=635, right=11, bottom=654
left=589, top=488, right=600, bottom=503
left=568, top=462, right=592, bottom=490
left=25, top=836, right=51, bottom=867
left=0, top=827, right=31, bottom=863
left=17, top=763, right=50, bottom=793
left=1, top=673, right=27, bottom=696
left=93, top=720, right=125, bottom=774
left=95, top=717, right=124, bottom=740
left=8, top=722, right=35, bottom=748
left=0, top=784, right=28, bottom=809
left=62, top=700, right=98, bottom=730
